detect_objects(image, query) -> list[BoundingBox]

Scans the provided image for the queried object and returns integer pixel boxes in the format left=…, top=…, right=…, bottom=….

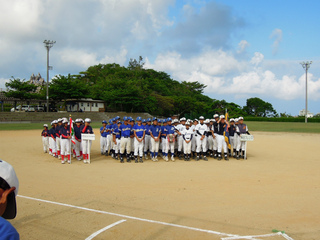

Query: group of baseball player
left=98, top=114, right=250, bottom=163
left=41, top=114, right=249, bottom=164
left=41, top=117, right=94, bottom=164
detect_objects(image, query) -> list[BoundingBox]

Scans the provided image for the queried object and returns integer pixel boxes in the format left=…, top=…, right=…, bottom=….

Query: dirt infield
left=1, top=129, right=320, bottom=239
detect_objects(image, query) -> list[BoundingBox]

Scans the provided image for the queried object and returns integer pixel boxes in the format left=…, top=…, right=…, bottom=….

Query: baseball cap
left=152, top=117, right=157, bottom=121
left=167, top=117, right=172, bottom=122
left=210, top=119, right=214, bottom=122
left=123, top=116, right=128, bottom=121
left=239, top=116, right=244, bottom=120
left=0, top=160, right=19, bottom=219
left=109, top=119, right=113, bottom=124
left=62, top=119, right=68, bottom=124
left=213, top=114, right=219, bottom=118
left=194, top=118, right=199, bottom=122
left=142, top=119, right=146, bottom=123
left=147, top=118, right=151, bottom=122
left=102, top=120, right=107, bottom=124
left=204, top=119, right=209, bottom=124
left=53, top=120, right=58, bottom=124
left=186, top=121, right=191, bottom=125
left=85, top=118, right=91, bottom=123
left=163, top=119, right=167, bottom=123
left=58, top=118, right=63, bottom=122
left=43, top=124, right=48, bottom=127
left=199, top=116, right=204, bottom=120
left=180, top=117, right=186, bottom=121
left=230, top=118, right=235, bottom=122
left=220, top=115, right=225, bottom=119
left=136, top=116, right=142, bottom=121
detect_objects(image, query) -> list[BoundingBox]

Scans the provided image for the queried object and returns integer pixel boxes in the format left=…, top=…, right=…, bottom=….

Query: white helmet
left=85, top=118, right=91, bottom=123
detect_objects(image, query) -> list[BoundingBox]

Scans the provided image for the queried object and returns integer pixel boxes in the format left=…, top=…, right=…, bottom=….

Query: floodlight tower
left=300, top=61, right=312, bottom=123
left=44, top=40, right=56, bottom=112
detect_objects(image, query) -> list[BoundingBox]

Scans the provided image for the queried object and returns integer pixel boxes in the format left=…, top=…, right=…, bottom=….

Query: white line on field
left=85, top=219, right=126, bottom=240
left=18, top=195, right=239, bottom=238
left=17, top=195, right=294, bottom=240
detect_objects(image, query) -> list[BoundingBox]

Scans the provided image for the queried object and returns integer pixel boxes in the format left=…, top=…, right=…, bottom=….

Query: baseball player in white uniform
left=195, top=116, right=208, bottom=161
left=181, top=121, right=193, bottom=161
left=175, top=117, right=186, bottom=159
left=191, top=119, right=198, bottom=159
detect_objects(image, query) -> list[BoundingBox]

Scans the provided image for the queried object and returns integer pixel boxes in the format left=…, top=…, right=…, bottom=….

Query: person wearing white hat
left=191, top=119, right=198, bottom=159
left=235, top=117, right=250, bottom=159
left=206, top=119, right=215, bottom=158
left=175, top=117, right=186, bottom=159
left=228, top=119, right=236, bottom=158
left=215, top=115, right=229, bottom=160
left=80, top=118, right=94, bottom=163
left=181, top=121, right=193, bottom=161
left=212, top=114, right=220, bottom=158
left=73, top=119, right=83, bottom=161
left=60, top=119, right=72, bottom=164
left=55, top=118, right=63, bottom=159
left=49, top=120, right=58, bottom=158
left=41, top=124, right=49, bottom=153
left=0, top=160, right=20, bottom=239
left=195, top=116, right=208, bottom=161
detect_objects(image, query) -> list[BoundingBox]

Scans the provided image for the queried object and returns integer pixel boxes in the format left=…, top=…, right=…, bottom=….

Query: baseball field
left=1, top=124, right=320, bottom=239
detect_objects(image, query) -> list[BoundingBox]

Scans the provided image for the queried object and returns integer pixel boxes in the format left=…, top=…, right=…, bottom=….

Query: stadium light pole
left=44, top=40, right=56, bottom=112
left=300, top=61, right=312, bottom=123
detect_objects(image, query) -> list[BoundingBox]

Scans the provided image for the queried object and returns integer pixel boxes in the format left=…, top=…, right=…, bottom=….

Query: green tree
left=5, top=77, right=42, bottom=106
left=244, top=97, right=277, bottom=117
left=49, top=74, right=89, bottom=107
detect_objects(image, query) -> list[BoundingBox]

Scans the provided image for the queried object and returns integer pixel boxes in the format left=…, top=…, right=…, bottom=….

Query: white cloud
left=270, top=28, right=283, bottom=55
left=237, top=40, right=249, bottom=54
left=250, top=52, right=264, bottom=66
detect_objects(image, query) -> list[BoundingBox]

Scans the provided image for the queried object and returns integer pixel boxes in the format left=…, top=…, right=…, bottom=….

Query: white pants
left=120, top=137, right=131, bottom=154
left=134, top=138, right=144, bottom=157
left=130, top=137, right=134, bottom=153
left=236, top=134, right=246, bottom=151
left=207, top=135, right=214, bottom=151
left=216, top=134, right=227, bottom=153
left=56, top=137, right=61, bottom=152
left=100, top=136, right=107, bottom=153
left=161, top=138, right=167, bottom=153
left=183, top=140, right=192, bottom=154
left=229, top=136, right=235, bottom=149
left=106, top=135, right=112, bottom=153
left=177, top=135, right=183, bottom=152
left=49, top=137, right=57, bottom=154
left=82, top=140, right=92, bottom=155
left=61, top=138, right=71, bottom=156
left=166, top=136, right=175, bottom=155
left=114, top=138, right=121, bottom=154
left=42, top=136, right=49, bottom=153
left=196, top=136, right=207, bottom=153
left=74, top=140, right=81, bottom=157
left=213, top=134, right=218, bottom=151
left=144, top=135, right=152, bottom=152
left=191, top=135, right=197, bottom=152
left=151, top=138, right=160, bottom=153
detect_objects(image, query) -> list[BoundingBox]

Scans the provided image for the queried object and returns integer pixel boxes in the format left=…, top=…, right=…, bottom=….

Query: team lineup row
left=41, top=114, right=250, bottom=164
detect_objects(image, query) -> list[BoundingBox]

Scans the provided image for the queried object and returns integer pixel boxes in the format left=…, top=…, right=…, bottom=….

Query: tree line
left=4, top=58, right=277, bottom=117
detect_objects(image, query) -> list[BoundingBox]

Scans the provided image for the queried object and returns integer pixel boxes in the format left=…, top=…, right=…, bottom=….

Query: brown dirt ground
left=1, top=129, right=320, bottom=240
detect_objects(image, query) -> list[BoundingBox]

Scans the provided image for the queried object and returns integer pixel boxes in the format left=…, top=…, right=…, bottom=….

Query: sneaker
left=203, top=156, right=208, bottom=161
left=61, top=160, right=65, bottom=164
left=144, top=155, right=148, bottom=160
left=224, top=155, right=229, bottom=161
left=58, top=155, right=61, bottom=159
left=120, top=159, right=124, bottom=163
left=83, top=160, right=87, bottom=164
left=152, top=157, right=156, bottom=162
left=171, top=156, right=175, bottom=162
left=72, top=154, right=76, bottom=158
left=135, top=159, right=138, bottom=163
left=67, top=160, right=71, bottom=164
left=154, top=157, right=158, bottom=162
left=77, top=157, right=81, bottom=161
left=196, top=156, right=199, bottom=161
left=218, top=155, right=222, bottom=160
left=139, top=157, right=143, bottom=163
left=165, top=156, right=168, bottom=162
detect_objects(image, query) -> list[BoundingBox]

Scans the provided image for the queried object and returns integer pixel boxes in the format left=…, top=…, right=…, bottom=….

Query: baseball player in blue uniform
left=149, top=117, right=161, bottom=161
left=112, top=121, right=122, bottom=160
left=49, top=120, right=58, bottom=158
left=55, top=118, right=63, bottom=159
left=215, top=115, right=229, bottom=160
left=160, top=119, right=168, bottom=160
left=105, top=119, right=113, bottom=156
left=74, top=119, right=82, bottom=160
left=129, top=118, right=135, bottom=159
left=236, top=117, right=250, bottom=159
left=164, top=117, right=176, bottom=161
left=119, top=116, right=132, bottom=163
left=133, top=116, right=145, bottom=163
left=100, top=120, right=108, bottom=155
left=143, top=118, right=152, bottom=159
left=228, top=118, right=236, bottom=157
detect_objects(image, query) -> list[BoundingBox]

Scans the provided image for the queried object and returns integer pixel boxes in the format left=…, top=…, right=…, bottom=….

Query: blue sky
left=0, top=0, right=319, bottom=116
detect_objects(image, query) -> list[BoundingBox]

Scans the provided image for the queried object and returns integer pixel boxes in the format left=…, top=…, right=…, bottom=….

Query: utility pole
left=300, top=61, right=312, bottom=123
left=44, top=40, right=56, bottom=112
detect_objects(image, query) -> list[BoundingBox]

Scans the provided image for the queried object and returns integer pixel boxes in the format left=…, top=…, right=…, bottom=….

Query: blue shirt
left=100, top=126, right=108, bottom=137
left=49, top=127, right=56, bottom=139
left=106, top=124, right=112, bottom=135
left=60, top=126, right=71, bottom=139
left=149, top=124, right=161, bottom=137
left=119, top=124, right=132, bottom=137
left=166, top=124, right=176, bottom=135
left=133, top=124, right=145, bottom=138
left=144, top=124, right=151, bottom=135
left=161, top=125, right=167, bottom=138
left=113, top=127, right=121, bottom=139
left=0, top=217, right=19, bottom=240
left=80, top=125, right=94, bottom=134
left=74, top=125, right=82, bottom=140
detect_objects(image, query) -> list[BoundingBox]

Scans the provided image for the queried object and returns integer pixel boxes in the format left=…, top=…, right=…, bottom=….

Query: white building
left=299, top=109, right=314, bottom=118
left=66, top=98, right=105, bottom=112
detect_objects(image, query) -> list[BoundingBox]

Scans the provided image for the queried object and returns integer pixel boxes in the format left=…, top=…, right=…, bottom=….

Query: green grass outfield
left=0, top=121, right=319, bottom=133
